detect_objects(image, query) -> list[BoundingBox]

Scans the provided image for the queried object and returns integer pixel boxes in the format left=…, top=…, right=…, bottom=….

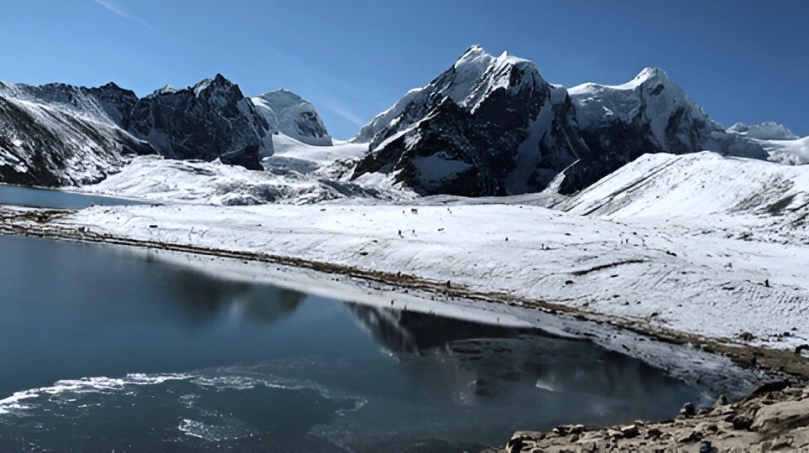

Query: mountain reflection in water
left=346, top=303, right=692, bottom=410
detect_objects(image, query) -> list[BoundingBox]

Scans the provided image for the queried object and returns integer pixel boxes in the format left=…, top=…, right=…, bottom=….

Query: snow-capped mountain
left=0, top=75, right=325, bottom=187
left=251, top=89, right=332, bottom=147
left=1, top=46, right=801, bottom=201
left=351, top=47, right=770, bottom=196
left=128, top=74, right=273, bottom=170
left=566, top=68, right=767, bottom=191
left=0, top=81, right=154, bottom=186
left=351, top=46, right=589, bottom=196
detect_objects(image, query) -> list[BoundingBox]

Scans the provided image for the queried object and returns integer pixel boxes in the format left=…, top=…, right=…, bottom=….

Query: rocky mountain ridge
left=0, top=76, right=331, bottom=186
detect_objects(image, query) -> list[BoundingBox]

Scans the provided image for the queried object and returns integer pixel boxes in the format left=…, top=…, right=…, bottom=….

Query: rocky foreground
left=490, top=381, right=809, bottom=452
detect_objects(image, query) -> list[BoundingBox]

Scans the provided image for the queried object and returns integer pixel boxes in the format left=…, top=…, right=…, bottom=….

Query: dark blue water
left=0, top=184, right=141, bottom=209
left=0, top=234, right=704, bottom=452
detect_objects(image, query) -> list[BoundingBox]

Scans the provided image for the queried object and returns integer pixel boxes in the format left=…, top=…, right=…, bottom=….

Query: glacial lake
left=0, top=233, right=706, bottom=452
left=0, top=184, right=705, bottom=451
left=0, top=184, right=141, bottom=210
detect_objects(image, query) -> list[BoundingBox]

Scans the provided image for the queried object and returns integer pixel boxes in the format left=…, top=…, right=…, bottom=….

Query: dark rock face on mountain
left=0, top=82, right=154, bottom=187
left=128, top=75, right=271, bottom=170
left=564, top=68, right=768, bottom=192
left=0, top=75, right=277, bottom=187
left=251, top=89, right=332, bottom=147
left=351, top=46, right=589, bottom=196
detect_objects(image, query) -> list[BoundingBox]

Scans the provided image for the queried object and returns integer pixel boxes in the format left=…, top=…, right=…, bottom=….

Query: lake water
left=0, top=233, right=705, bottom=452
left=0, top=184, right=141, bottom=210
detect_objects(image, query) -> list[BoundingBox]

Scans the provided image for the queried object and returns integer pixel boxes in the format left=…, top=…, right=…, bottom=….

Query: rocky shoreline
left=488, top=381, right=809, bottom=452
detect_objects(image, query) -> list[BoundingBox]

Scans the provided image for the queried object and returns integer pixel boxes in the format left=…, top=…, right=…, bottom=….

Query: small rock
left=620, top=424, right=639, bottom=438
left=677, top=430, right=701, bottom=443
left=699, top=440, right=712, bottom=453
left=714, top=394, right=729, bottom=408
left=569, top=434, right=580, bottom=443
left=646, top=428, right=663, bottom=439
left=506, top=435, right=537, bottom=453
left=731, top=415, right=753, bottom=430
left=606, top=429, right=623, bottom=439
left=770, top=436, right=793, bottom=449
left=678, top=402, right=696, bottom=418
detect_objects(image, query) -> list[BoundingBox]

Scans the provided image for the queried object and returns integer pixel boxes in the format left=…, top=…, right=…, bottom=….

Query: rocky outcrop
left=351, top=46, right=589, bottom=196
left=251, top=89, right=332, bottom=147
left=128, top=74, right=272, bottom=170
left=489, top=382, right=809, bottom=453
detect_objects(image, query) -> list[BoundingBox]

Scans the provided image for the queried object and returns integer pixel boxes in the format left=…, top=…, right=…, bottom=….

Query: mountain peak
left=620, top=67, right=674, bottom=91
left=251, top=88, right=332, bottom=146
left=190, top=74, right=239, bottom=98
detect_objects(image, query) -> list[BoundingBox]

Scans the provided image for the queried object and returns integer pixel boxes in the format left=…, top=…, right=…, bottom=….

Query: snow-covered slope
left=559, top=151, right=809, bottom=247
left=0, top=81, right=154, bottom=186
left=760, top=136, right=809, bottom=165
left=727, top=122, right=799, bottom=141
left=726, top=122, right=807, bottom=165
left=263, top=134, right=367, bottom=174
left=351, top=46, right=588, bottom=197
left=80, top=153, right=410, bottom=205
left=251, top=89, right=332, bottom=147
left=566, top=69, right=767, bottom=191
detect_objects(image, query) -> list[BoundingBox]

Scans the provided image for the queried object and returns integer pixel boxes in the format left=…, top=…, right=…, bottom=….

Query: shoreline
left=2, top=206, right=807, bottom=381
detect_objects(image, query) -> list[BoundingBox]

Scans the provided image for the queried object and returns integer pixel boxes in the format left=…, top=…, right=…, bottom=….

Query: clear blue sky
left=3, top=0, right=807, bottom=139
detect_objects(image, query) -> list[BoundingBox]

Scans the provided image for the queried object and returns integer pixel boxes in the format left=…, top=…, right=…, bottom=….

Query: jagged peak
left=454, top=45, right=496, bottom=71
left=256, top=88, right=305, bottom=103
left=627, top=67, right=672, bottom=88
left=570, top=66, right=676, bottom=95
left=191, top=74, right=237, bottom=96
left=154, top=84, right=179, bottom=95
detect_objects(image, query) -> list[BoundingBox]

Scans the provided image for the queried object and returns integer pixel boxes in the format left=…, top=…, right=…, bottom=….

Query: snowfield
left=52, top=152, right=809, bottom=356
left=79, top=136, right=409, bottom=205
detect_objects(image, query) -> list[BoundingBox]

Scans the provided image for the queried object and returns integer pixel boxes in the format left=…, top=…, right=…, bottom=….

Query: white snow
left=267, top=134, right=367, bottom=171
left=192, top=78, right=213, bottom=97
left=569, top=67, right=710, bottom=149
left=759, top=136, right=809, bottom=165
left=53, top=151, right=809, bottom=355
left=78, top=155, right=344, bottom=205
left=251, top=89, right=333, bottom=146
left=727, top=122, right=799, bottom=141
